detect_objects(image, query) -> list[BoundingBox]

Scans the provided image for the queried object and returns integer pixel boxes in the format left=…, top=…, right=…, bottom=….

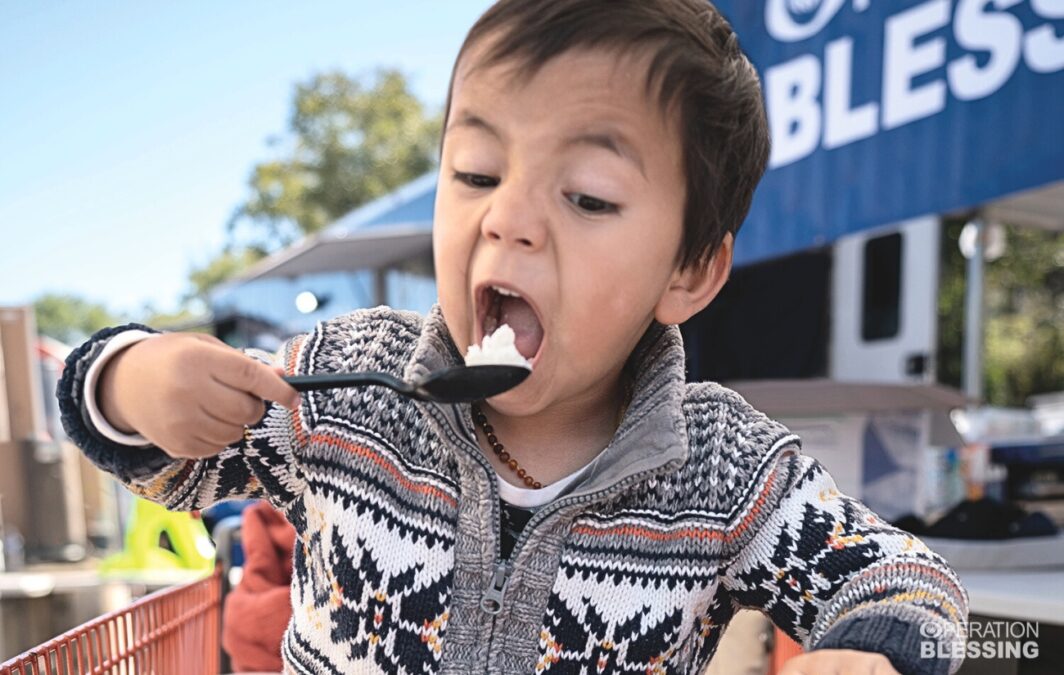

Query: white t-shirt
left=496, top=463, right=591, bottom=509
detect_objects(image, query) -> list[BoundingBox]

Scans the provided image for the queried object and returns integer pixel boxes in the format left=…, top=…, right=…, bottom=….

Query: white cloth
left=496, top=463, right=592, bottom=509
left=83, top=330, right=157, bottom=446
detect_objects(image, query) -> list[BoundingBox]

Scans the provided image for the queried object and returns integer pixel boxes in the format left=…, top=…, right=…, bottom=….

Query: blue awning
left=227, top=172, right=437, bottom=283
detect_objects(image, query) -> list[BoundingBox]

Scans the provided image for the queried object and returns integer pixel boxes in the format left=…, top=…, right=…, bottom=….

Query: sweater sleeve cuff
left=84, top=330, right=157, bottom=446
left=812, top=613, right=957, bottom=675
left=57, top=324, right=178, bottom=482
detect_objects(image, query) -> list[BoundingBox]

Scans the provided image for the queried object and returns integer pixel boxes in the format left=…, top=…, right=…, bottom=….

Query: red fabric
left=222, top=501, right=296, bottom=674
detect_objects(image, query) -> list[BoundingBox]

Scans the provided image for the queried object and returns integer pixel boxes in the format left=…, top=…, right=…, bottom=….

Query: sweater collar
left=404, top=304, right=689, bottom=495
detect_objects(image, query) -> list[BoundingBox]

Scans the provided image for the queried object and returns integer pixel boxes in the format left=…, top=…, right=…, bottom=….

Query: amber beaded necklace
left=471, top=402, right=542, bottom=488
left=469, top=374, right=634, bottom=491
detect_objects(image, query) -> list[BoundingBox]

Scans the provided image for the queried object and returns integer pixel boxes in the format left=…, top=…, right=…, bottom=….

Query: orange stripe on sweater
left=833, top=589, right=963, bottom=625
left=286, top=335, right=308, bottom=447
left=313, top=432, right=458, bottom=508
left=571, top=471, right=778, bottom=543
left=138, top=460, right=192, bottom=500
left=853, top=560, right=966, bottom=604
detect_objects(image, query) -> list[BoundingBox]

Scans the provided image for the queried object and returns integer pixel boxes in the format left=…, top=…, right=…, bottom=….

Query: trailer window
left=680, top=248, right=831, bottom=381
left=862, top=232, right=903, bottom=341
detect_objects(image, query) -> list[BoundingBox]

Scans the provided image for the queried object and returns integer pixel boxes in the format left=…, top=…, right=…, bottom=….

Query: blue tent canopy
left=228, top=172, right=437, bottom=283
left=211, top=173, right=440, bottom=332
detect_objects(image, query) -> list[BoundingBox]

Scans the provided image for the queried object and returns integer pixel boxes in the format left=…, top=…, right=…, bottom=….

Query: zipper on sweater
left=480, top=561, right=510, bottom=615
left=424, top=400, right=683, bottom=665
left=429, top=406, right=513, bottom=674
left=442, top=401, right=683, bottom=606
left=421, top=404, right=514, bottom=620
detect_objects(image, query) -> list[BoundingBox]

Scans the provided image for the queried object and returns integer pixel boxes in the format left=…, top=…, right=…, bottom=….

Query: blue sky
left=0, top=1, right=492, bottom=314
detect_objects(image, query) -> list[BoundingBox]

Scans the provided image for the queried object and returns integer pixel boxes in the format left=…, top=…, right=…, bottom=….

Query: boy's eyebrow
left=565, top=130, right=647, bottom=179
left=447, top=110, right=647, bottom=179
left=447, top=111, right=503, bottom=140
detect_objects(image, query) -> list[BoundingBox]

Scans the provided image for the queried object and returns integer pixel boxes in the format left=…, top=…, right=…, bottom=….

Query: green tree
left=185, top=247, right=267, bottom=304
left=232, top=68, right=441, bottom=248
left=139, top=303, right=208, bottom=333
left=190, top=68, right=441, bottom=300
left=33, top=294, right=120, bottom=344
left=938, top=220, right=1064, bottom=406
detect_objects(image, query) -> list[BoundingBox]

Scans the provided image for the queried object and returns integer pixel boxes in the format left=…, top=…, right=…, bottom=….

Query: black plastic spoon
left=283, top=364, right=531, bottom=403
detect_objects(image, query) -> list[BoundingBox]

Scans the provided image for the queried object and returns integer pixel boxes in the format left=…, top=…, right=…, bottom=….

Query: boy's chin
left=483, top=385, right=543, bottom=417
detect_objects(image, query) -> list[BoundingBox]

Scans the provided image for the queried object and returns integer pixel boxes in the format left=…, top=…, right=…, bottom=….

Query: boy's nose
left=479, top=183, right=548, bottom=251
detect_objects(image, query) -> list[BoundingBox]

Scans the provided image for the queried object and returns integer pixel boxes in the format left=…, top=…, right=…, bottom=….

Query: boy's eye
left=453, top=171, right=499, bottom=189
left=566, top=193, right=618, bottom=215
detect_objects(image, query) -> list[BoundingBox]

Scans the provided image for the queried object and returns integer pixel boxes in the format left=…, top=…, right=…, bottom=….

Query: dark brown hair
left=442, top=0, right=770, bottom=269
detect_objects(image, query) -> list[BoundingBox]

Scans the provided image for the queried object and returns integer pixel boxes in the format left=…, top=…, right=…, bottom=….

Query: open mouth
left=475, top=282, right=545, bottom=363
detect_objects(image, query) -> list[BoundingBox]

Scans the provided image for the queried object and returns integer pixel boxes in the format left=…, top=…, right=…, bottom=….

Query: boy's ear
left=654, top=232, right=733, bottom=326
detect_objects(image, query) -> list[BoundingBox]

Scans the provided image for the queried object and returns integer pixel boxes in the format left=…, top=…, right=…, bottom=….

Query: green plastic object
left=101, top=497, right=215, bottom=574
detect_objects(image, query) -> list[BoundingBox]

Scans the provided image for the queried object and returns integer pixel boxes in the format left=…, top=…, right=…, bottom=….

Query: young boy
left=58, top=1, right=968, bottom=673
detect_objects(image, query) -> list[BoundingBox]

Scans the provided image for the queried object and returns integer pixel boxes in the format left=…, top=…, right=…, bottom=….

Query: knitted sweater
left=58, top=305, right=968, bottom=675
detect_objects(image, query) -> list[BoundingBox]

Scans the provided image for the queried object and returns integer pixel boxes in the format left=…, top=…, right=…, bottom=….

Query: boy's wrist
left=84, top=330, right=157, bottom=445
left=98, top=352, right=136, bottom=434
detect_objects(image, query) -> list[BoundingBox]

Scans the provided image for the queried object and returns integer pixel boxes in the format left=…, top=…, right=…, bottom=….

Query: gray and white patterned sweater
left=58, top=304, right=968, bottom=675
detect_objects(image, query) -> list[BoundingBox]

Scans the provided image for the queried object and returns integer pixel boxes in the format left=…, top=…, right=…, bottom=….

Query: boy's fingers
left=199, top=390, right=266, bottom=427
left=275, top=367, right=302, bottom=410
left=165, top=439, right=221, bottom=460
left=192, top=425, right=243, bottom=450
left=211, top=351, right=300, bottom=409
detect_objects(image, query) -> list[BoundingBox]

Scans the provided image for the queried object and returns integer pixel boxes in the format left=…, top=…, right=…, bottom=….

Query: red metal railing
left=0, top=570, right=221, bottom=675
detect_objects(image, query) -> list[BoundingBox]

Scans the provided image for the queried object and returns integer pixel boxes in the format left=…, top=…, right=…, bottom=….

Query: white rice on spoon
left=465, top=324, right=532, bottom=369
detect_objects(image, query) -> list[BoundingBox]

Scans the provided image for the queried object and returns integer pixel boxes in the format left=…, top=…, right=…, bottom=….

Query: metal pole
left=0, top=306, right=46, bottom=543
left=963, top=218, right=985, bottom=404
left=374, top=267, right=389, bottom=307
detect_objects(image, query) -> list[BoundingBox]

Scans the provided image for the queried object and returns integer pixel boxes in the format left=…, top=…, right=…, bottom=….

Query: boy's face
left=434, top=45, right=702, bottom=416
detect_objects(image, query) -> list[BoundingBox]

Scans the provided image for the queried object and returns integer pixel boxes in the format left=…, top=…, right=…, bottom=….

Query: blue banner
left=712, top=0, right=1064, bottom=266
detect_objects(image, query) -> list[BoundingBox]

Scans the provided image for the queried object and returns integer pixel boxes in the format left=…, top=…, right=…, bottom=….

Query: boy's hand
left=779, top=649, right=900, bottom=675
left=98, top=332, right=301, bottom=459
